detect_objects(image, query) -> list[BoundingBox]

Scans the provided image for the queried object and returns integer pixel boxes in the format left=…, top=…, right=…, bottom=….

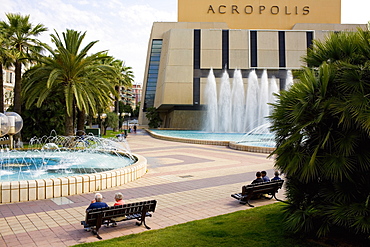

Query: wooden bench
left=231, top=180, right=284, bottom=207
left=81, top=200, right=157, bottom=239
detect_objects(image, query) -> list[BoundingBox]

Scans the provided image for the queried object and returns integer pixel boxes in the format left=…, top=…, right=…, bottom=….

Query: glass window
left=150, top=56, right=160, bottom=62
left=148, top=79, right=157, bottom=84
left=144, top=39, right=163, bottom=108
left=149, top=65, right=159, bottom=70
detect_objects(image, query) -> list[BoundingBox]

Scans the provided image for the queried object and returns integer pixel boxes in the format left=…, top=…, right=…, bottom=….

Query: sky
left=1, top=0, right=369, bottom=85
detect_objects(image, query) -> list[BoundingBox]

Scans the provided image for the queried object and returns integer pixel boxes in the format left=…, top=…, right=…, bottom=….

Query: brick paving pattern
left=0, top=130, right=284, bottom=246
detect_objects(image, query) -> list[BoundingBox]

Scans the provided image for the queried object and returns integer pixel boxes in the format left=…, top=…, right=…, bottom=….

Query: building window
left=143, top=39, right=162, bottom=111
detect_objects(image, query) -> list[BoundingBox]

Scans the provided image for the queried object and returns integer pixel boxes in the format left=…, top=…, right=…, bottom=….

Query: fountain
left=203, top=68, right=218, bottom=132
left=203, top=68, right=286, bottom=133
left=232, top=69, right=245, bottom=132
left=0, top=132, right=147, bottom=203
left=148, top=69, right=294, bottom=152
left=285, top=69, right=294, bottom=90
left=0, top=134, right=134, bottom=182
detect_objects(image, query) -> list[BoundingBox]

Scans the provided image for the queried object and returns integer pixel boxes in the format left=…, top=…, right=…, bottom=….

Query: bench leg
left=92, top=214, right=103, bottom=239
left=136, top=206, right=151, bottom=229
left=92, top=229, right=102, bottom=240
left=273, top=193, right=285, bottom=203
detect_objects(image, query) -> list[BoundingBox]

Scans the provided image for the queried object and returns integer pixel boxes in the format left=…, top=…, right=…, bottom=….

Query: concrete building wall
left=229, top=30, right=250, bottom=69
left=138, top=11, right=366, bottom=128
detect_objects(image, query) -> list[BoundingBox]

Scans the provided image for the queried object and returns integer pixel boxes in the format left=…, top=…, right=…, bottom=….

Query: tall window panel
left=143, top=39, right=162, bottom=111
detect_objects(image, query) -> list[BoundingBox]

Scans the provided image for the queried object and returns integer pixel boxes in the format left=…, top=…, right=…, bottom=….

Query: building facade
left=1, top=67, right=15, bottom=110
left=139, top=0, right=365, bottom=129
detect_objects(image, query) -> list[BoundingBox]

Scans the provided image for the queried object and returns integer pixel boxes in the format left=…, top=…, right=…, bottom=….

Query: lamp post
left=100, top=113, right=107, bottom=136
left=120, top=112, right=125, bottom=131
left=117, top=112, right=121, bottom=131
left=127, top=113, right=131, bottom=131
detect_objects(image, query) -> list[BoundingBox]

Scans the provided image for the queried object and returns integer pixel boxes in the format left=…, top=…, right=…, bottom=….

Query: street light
left=100, top=113, right=107, bottom=136
left=126, top=113, right=131, bottom=131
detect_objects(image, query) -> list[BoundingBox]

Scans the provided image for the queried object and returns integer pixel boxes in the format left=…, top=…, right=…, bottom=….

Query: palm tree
left=114, top=61, right=134, bottom=111
left=0, top=13, right=47, bottom=115
left=110, top=59, right=134, bottom=130
left=22, top=29, right=117, bottom=136
left=269, top=30, right=370, bottom=239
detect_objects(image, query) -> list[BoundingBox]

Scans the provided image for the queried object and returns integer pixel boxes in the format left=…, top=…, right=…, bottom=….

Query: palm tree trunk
left=114, top=85, right=120, bottom=132
left=0, top=64, right=4, bottom=113
left=65, top=111, right=74, bottom=136
left=13, top=60, right=22, bottom=114
left=76, top=109, right=85, bottom=136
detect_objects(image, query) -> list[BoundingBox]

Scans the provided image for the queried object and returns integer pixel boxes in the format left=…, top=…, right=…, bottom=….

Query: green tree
left=270, top=30, right=370, bottom=240
left=102, top=112, right=119, bottom=135
left=133, top=102, right=141, bottom=118
left=22, top=29, right=117, bottom=136
left=0, top=13, right=47, bottom=114
left=109, top=59, right=134, bottom=131
left=145, top=107, right=162, bottom=128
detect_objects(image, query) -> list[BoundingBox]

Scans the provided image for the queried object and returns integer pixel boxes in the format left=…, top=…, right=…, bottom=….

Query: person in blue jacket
left=271, top=171, right=282, bottom=181
left=86, top=193, right=108, bottom=211
left=261, top=171, right=270, bottom=182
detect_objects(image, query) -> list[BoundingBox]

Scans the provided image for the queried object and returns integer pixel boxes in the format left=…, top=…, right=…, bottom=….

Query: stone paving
left=0, top=130, right=284, bottom=246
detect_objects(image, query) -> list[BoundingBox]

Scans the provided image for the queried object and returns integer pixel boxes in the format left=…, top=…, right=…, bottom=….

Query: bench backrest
left=85, top=200, right=157, bottom=225
left=242, top=180, right=284, bottom=195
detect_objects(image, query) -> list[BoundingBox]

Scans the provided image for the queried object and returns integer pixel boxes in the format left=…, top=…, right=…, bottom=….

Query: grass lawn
left=101, top=130, right=122, bottom=138
left=74, top=203, right=323, bottom=247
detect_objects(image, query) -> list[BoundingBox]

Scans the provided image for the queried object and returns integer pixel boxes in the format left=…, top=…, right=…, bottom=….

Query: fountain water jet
left=285, top=70, right=294, bottom=90
left=218, top=70, right=232, bottom=132
left=204, top=68, right=281, bottom=133
left=269, top=76, right=279, bottom=115
left=203, top=68, right=218, bottom=132
left=258, top=70, right=270, bottom=127
left=231, top=69, right=245, bottom=132
left=245, top=70, right=259, bottom=132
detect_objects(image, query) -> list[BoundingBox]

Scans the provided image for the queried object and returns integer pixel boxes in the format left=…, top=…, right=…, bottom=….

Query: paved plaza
left=0, top=130, right=284, bottom=246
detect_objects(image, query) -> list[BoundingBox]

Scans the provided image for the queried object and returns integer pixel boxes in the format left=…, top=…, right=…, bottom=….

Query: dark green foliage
left=270, top=29, right=370, bottom=239
left=21, top=97, right=65, bottom=141
left=132, top=102, right=140, bottom=118
left=145, top=107, right=162, bottom=128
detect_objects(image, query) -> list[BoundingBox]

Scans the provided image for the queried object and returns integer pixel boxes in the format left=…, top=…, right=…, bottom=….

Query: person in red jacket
left=114, top=192, right=124, bottom=206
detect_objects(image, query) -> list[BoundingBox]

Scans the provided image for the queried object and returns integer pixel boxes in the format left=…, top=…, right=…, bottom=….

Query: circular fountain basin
left=0, top=133, right=148, bottom=204
left=0, top=150, right=134, bottom=182
left=146, top=129, right=276, bottom=153
left=0, top=151, right=147, bottom=204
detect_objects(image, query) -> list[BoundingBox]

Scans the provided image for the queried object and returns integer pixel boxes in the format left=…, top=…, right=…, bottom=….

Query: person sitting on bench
left=271, top=171, right=282, bottom=181
left=85, top=193, right=108, bottom=231
left=114, top=192, right=124, bottom=206
left=261, top=171, right=270, bottom=182
left=86, top=193, right=108, bottom=211
left=110, top=192, right=126, bottom=226
left=252, top=171, right=264, bottom=184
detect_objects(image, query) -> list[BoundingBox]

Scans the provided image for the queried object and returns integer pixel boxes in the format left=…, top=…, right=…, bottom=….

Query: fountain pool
left=146, top=128, right=275, bottom=153
left=0, top=134, right=147, bottom=204
left=0, top=150, right=134, bottom=182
